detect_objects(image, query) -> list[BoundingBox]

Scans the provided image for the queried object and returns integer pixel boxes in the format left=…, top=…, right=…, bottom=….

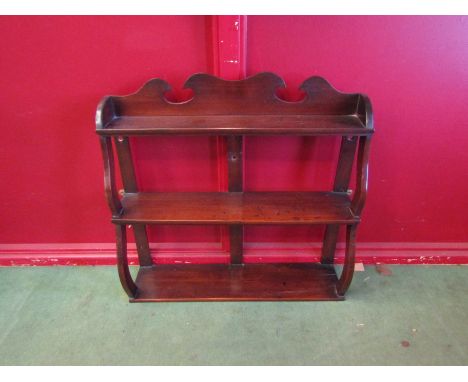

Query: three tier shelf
left=96, top=73, right=373, bottom=302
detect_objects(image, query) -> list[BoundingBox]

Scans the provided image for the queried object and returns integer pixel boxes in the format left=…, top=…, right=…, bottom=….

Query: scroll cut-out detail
left=275, top=87, right=307, bottom=103
left=100, top=72, right=363, bottom=118
left=111, top=78, right=172, bottom=117
left=95, top=72, right=373, bottom=136
left=184, top=72, right=285, bottom=107
left=300, top=77, right=359, bottom=114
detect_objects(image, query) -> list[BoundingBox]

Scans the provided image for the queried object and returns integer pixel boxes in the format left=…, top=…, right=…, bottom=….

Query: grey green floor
left=0, top=264, right=467, bottom=365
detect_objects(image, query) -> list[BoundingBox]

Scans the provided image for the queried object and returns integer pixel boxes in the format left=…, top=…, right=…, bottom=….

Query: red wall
left=0, top=16, right=209, bottom=243
left=1, top=16, right=467, bottom=263
left=247, top=16, right=468, bottom=243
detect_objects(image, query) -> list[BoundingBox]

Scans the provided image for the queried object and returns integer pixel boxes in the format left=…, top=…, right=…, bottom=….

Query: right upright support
left=321, top=136, right=358, bottom=264
left=227, top=135, right=243, bottom=265
left=336, top=224, right=357, bottom=296
left=351, top=136, right=372, bottom=216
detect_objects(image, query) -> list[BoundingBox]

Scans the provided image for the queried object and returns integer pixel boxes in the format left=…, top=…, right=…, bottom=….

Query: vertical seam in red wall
left=212, top=16, right=247, bottom=80
left=207, top=15, right=248, bottom=252
left=239, top=15, right=247, bottom=79
left=210, top=16, right=220, bottom=76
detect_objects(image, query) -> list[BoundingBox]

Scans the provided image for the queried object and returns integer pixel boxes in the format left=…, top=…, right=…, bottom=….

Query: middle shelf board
left=112, top=192, right=359, bottom=225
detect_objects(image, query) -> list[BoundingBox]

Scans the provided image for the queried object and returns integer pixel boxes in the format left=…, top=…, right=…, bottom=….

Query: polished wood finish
left=132, top=225, right=152, bottom=267
left=321, top=136, right=358, bottom=264
left=114, top=136, right=138, bottom=191
left=321, top=225, right=341, bottom=265
left=112, top=192, right=358, bottom=225
left=227, top=135, right=244, bottom=264
left=97, top=73, right=366, bottom=117
left=115, top=224, right=137, bottom=298
left=351, top=136, right=372, bottom=216
left=227, top=135, right=243, bottom=192
left=96, top=73, right=373, bottom=301
left=98, top=137, right=122, bottom=218
left=132, top=263, right=343, bottom=302
left=336, top=224, right=358, bottom=296
left=334, top=136, right=359, bottom=193
left=114, top=136, right=152, bottom=266
left=96, top=73, right=373, bottom=137
left=229, top=225, right=243, bottom=265
left=98, top=115, right=370, bottom=136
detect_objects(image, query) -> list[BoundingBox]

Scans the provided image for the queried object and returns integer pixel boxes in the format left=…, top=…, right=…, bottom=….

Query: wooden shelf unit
left=96, top=72, right=373, bottom=302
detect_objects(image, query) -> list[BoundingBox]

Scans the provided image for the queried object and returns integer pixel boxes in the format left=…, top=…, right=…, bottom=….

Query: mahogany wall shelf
left=96, top=72, right=373, bottom=302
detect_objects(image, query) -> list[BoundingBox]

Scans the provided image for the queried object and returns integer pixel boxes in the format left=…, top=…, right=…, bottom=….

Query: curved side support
left=113, top=136, right=153, bottom=267
left=96, top=96, right=117, bottom=130
left=336, top=224, right=357, bottom=296
left=351, top=136, right=371, bottom=216
left=99, top=137, right=122, bottom=217
left=115, top=224, right=137, bottom=298
left=356, top=94, right=374, bottom=130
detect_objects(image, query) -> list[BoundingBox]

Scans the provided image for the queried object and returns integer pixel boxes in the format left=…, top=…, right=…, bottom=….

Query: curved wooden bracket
left=351, top=93, right=373, bottom=217
left=99, top=136, right=122, bottom=218
left=357, top=94, right=374, bottom=129
left=96, top=96, right=117, bottom=130
left=115, top=224, right=137, bottom=298
left=336, top=224, right=357, bottom=296
left=351, top=136, right=372, bottom=217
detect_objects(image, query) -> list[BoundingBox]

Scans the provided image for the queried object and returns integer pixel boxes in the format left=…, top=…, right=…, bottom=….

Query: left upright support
left=115, top=224, right=137, bottom=298
left=99, top=137, right=122, bottom=217
left=114, top=136, right=153, bottom=267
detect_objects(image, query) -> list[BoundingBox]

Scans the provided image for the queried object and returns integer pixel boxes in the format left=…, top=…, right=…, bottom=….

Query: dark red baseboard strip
left=0, top=242, right=467, bottom=266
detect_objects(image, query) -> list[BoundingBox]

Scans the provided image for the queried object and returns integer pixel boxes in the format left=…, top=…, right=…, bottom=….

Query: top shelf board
left=96, top=73, right=374, bottom=136
left=98, top=115, right=370, bottom=136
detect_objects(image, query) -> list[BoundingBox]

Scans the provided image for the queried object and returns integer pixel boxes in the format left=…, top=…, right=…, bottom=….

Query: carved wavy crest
left=110, top=72, right=361, bottom=117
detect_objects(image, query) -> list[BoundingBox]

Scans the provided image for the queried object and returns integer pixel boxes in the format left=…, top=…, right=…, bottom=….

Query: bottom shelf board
left=131, top=263, right=344, bottom=302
